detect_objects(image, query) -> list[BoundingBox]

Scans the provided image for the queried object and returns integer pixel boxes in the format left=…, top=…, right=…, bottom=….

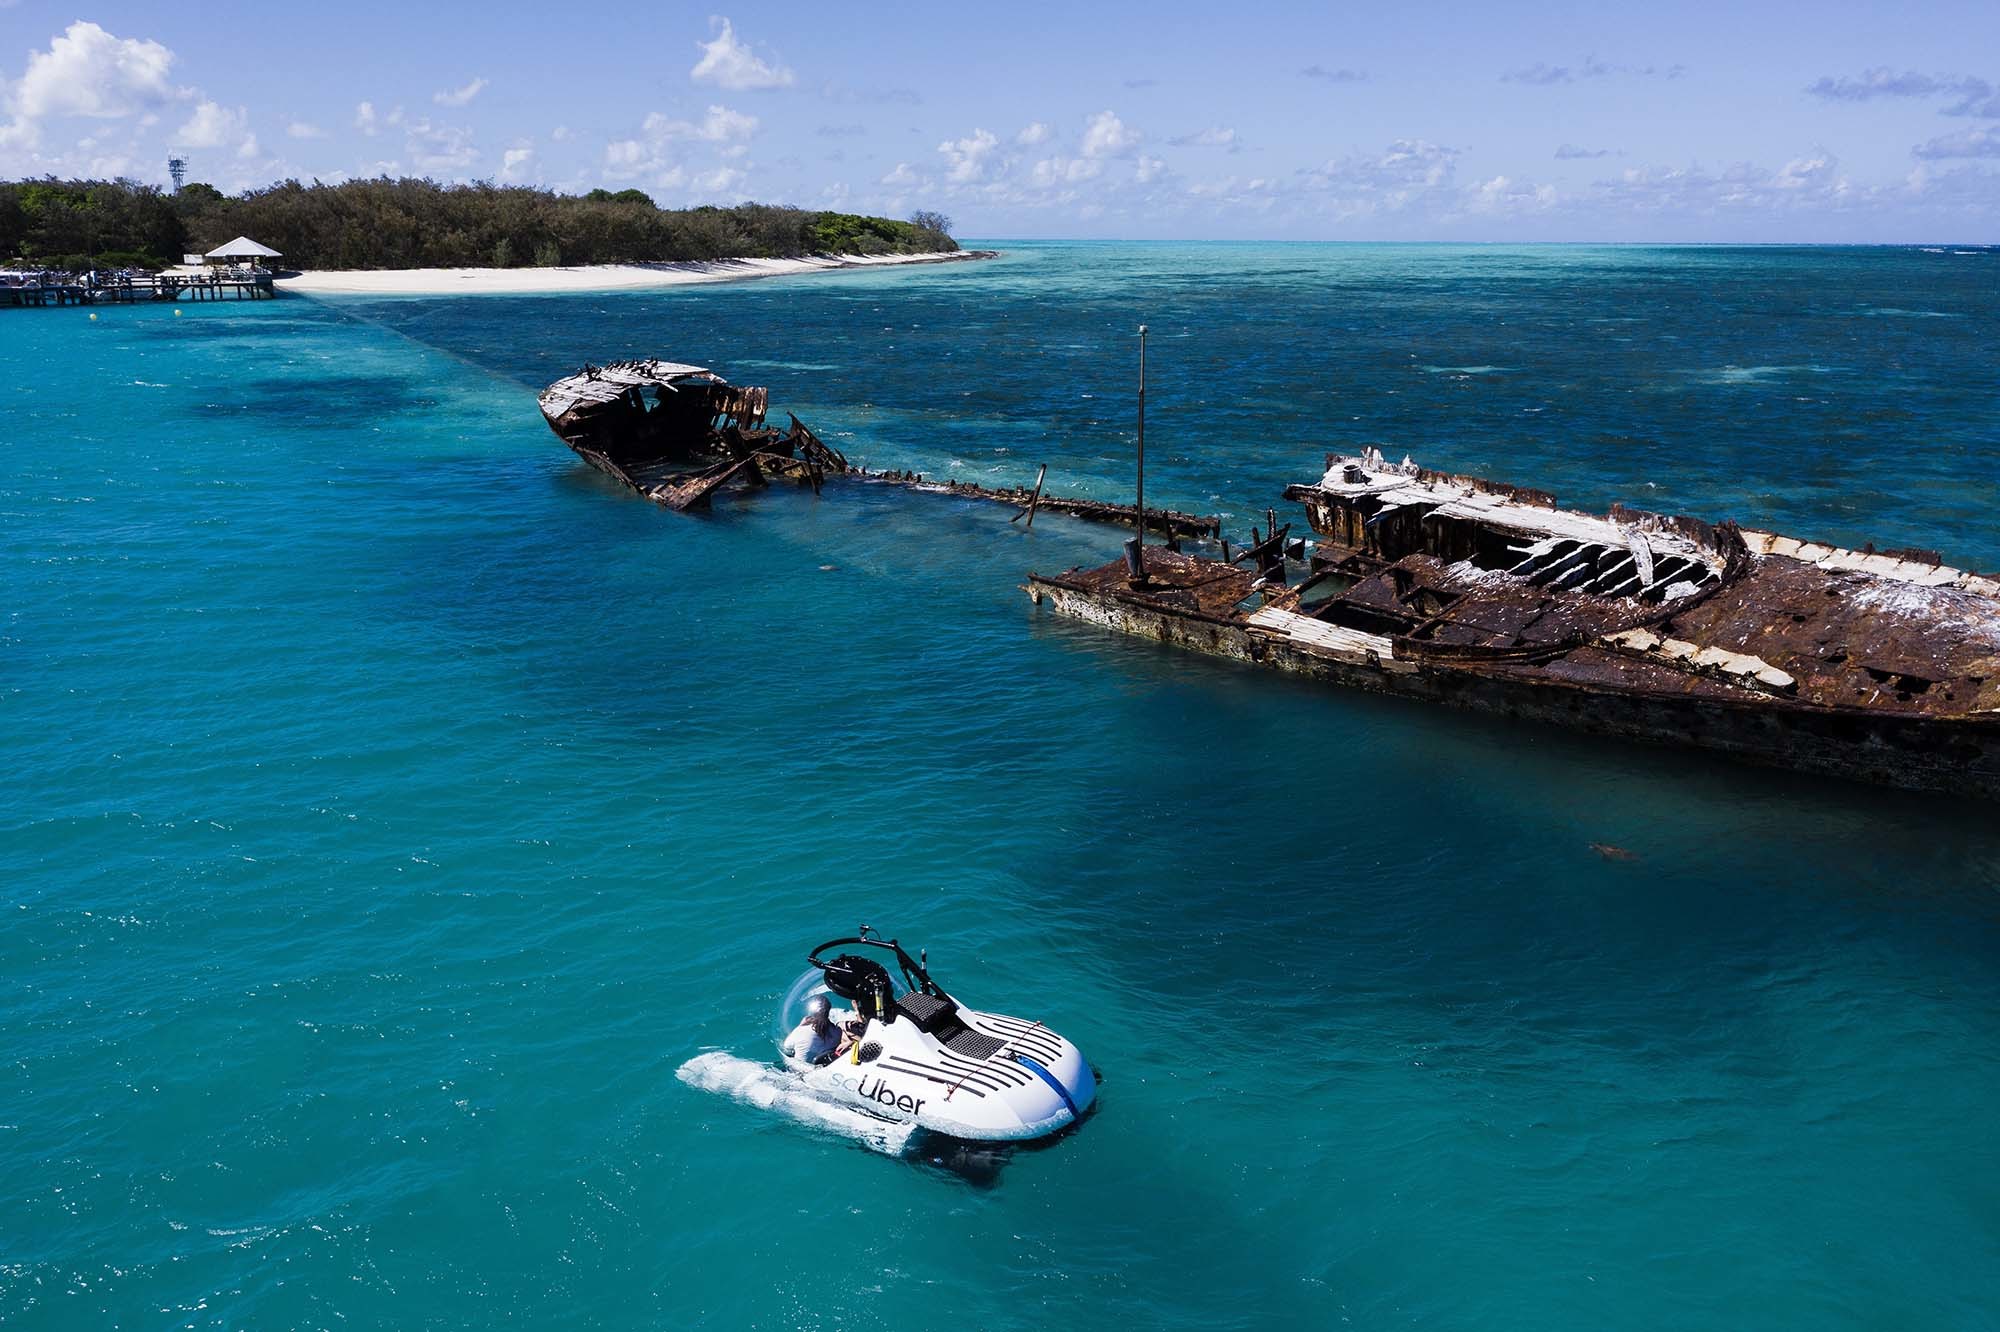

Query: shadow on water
left=908, top=1101, right=1102, bottom=1188
left=135, top=315, right=333, bottom=341
left=183, top=373, right=438, bottom=426
left=1035, top=609, right=2000, bottom=847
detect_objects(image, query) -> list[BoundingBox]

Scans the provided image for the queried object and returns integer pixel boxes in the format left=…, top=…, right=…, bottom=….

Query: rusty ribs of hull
left=1029, top=450, right=2000, bottom=797
left=539, top=359, right=847, bottom=510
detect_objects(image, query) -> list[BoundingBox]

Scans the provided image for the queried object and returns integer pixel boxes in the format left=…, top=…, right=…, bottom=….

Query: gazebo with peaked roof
left=203, top=237, right=282, bottom=268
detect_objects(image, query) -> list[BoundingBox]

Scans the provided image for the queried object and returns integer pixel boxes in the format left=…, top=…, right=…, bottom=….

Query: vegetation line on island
left=1, top=176, right=958, bottom=273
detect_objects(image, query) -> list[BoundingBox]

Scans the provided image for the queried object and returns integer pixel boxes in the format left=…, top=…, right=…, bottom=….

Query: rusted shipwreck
left=541, top=359, right=1218, bottom=537
left=1028, top=449, right=2000, bottom=798
left=540, top=359, right=850, bottom=510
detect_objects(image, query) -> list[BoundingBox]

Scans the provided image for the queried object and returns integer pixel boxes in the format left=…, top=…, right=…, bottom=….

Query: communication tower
left=167, top=150, right=188, bottom=192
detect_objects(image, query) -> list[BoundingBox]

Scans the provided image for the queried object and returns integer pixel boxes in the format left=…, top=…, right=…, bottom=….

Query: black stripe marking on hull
left=880, top=1059, right=993, bottom=1096
left=963, top=1014, right=1064, bottom=1062
left=890, top=1049, right=1031, bottom=1093
left=922, top=1049, right=1036, bottom=1088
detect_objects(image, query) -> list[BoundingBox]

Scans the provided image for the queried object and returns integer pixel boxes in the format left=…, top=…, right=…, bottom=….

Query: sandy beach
left=276, top=249, right=993, bottom=296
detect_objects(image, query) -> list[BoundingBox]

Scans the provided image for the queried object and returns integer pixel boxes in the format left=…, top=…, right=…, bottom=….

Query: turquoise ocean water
left=5, top=243, right=1999, bottom=1329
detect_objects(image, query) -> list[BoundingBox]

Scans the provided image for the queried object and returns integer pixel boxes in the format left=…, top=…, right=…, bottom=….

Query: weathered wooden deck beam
left=854, top=467, right=1219, bottom=538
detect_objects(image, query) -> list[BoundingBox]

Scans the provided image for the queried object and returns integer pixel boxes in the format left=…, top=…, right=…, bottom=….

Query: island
left=0, top=176, right=969, bottom=296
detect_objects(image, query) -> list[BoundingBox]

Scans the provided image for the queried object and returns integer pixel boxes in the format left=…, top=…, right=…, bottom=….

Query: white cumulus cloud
left=1297, top=139, right=1463, bottom=219
left=644, top=105, right=758, bottom=145
left=938, top=128, right=1000, bottom=183
left=1016, top=121, right=1052, bottom=146
left=1169, top=126, right=1238, bottom=149
left=354, top=101, right=402, bottom=136
left=1081, top=110, right=1140, bottom=158
left=605, top=105, right=758, bottom=187
left=1914, top=125, right=2000, bottom=158
left=1469, top=174, right=1558, bottom=214
left=404, top=118, right=479, bottom=174
left=691, top=18, right=794, bottom=90
left=9, top=21, right=179, bottom=122
left=693, top=165, right=747, bottom=196
left=2, top=20, right=182, bottom=147
left=1584, top=152, right=1880, bottom=219
left=432, top=77, right=487, bottom=107
left=1030, top=155, right=1104, bottom=187
left=177, top=100, right=247, bottom=149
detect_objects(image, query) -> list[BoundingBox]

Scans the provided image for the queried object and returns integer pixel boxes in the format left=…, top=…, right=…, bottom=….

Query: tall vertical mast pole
left=1133, top=323, right=1148, bottom=582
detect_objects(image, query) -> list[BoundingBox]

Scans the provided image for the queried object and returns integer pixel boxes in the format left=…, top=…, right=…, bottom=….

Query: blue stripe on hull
left=1014, top=1054, right=1081, bottom=1121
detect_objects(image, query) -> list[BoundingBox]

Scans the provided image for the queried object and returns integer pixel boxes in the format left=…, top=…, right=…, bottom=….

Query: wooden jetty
left=2, top=270, right=277, bottom=308
left=1, top=279, right=91, bottom=307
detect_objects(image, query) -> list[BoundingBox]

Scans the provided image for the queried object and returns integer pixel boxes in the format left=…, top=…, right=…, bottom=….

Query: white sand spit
left=277, top=250, right=991, bottom=296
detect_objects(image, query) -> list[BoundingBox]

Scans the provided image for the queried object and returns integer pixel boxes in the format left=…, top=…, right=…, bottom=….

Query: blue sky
left=2, top=1, right=1996, bottom=240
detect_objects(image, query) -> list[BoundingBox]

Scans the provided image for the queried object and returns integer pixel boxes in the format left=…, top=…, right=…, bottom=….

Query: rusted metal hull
left=542, top=361, right=841, bottom=512
left=1026, top=437, right=2000, bottom=799
left=1026, top=564, right=2000, bottom=798
left=543, top=358, right=1220, bottom=535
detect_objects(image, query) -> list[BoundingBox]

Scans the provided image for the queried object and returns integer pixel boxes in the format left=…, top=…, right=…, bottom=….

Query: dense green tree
left=3, top=175, right=958, bottom=270
left=173, top=182, right=225, bottom=209
left=0, top=184, right=26, bottom=259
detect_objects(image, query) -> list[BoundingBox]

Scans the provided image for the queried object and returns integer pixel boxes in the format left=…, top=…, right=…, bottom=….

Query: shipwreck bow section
left=1030, top=449, right=2000, bottom=798
left=540, top=359, right=849, bottom=511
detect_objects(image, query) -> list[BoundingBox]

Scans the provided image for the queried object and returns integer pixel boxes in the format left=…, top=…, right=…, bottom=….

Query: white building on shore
left=203, top=237, right=283, bottom=270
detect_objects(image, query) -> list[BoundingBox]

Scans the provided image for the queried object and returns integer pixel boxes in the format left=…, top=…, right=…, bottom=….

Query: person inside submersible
left=783, top=994, right=844, bottom=1066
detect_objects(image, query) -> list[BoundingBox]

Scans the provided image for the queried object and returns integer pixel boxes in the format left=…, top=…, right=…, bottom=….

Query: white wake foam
left=677, top=1052, right=917, bottom=1156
